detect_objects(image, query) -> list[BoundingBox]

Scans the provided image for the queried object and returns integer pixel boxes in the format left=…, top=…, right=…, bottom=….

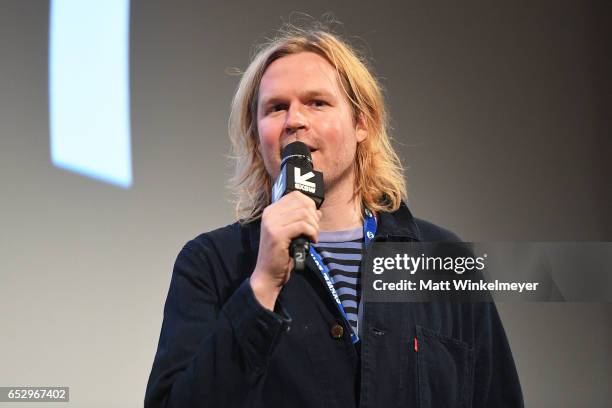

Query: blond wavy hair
left=228, top=23, right=407, bottom=223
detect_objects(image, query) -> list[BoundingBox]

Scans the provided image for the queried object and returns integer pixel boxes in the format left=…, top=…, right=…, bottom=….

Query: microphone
left=271, top=141, right=324, bottom=271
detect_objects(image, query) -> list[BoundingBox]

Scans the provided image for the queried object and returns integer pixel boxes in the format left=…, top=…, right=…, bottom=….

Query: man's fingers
left=278, top=207, right=319, bottom=230
left=282, top=221, right=319, bottom=244
left=273, top=191, right=317, bottom=214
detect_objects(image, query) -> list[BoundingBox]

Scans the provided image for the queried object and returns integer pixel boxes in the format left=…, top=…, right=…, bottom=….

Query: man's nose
left=284, top=103, right=309, bottom=136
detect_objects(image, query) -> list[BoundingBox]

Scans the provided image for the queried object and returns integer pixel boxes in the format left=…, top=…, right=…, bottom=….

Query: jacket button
left=330, top=324, right=344, bottom=339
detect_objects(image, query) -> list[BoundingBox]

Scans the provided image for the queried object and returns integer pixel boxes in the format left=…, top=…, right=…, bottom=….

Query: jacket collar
left=375, top=201, right=421, bottom=241
left=246, top=200, right=421, bottom=251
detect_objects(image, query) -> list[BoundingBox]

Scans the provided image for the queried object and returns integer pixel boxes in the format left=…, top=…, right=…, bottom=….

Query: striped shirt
left=312, top=226, right=363, bottom=336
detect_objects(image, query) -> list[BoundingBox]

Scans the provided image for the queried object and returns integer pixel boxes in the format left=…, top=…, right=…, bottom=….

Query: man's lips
left=305, top=143, right=319, bottom=153
left=280, top=141, right=317, bottom=151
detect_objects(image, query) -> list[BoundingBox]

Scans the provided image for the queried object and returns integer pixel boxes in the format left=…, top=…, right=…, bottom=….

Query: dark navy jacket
left=145, top=202, right=524, bottom=407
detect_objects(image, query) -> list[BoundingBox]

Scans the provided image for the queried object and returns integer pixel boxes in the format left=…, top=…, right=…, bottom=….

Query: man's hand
left=250, top=191, right=321, bottom=310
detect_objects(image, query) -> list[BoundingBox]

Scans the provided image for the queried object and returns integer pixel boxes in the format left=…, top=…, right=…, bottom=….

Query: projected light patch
left=49, top=0, right=132, bottom=188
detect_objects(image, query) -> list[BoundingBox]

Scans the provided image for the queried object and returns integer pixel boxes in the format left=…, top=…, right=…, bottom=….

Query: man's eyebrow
left=301, top=89, right=335, bottom=99
left=259, top=89, right=335, bottom=107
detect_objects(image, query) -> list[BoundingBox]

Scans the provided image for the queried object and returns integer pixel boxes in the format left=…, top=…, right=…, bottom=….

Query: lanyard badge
left=308, top=208, right=377, bottom=344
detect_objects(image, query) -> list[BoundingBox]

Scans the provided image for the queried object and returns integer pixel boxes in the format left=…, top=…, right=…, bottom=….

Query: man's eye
left=270, top=104, right=287, bottom=113
left=311, top=100, right=327, bottom=107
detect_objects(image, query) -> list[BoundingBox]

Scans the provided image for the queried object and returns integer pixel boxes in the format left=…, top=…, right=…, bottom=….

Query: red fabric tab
left=414, top=337, right=418, bottom=352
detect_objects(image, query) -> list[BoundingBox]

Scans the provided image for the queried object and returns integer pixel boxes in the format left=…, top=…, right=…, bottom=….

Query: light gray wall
left=0, top=0, right=609, bottom=406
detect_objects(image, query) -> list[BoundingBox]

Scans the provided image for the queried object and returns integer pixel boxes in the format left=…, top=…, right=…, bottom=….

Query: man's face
left=257, top=52, right=367, bottom=192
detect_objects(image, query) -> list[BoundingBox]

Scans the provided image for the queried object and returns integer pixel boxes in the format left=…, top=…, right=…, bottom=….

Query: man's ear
left=355, top=112, right=368, bottom=143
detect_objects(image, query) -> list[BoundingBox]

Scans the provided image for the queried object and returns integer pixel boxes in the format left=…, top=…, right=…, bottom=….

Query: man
left=145, top=25, right=524, bottom=407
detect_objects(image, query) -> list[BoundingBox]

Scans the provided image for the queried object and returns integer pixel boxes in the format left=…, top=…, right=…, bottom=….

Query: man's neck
left=318, top=185, right=362, bottom=232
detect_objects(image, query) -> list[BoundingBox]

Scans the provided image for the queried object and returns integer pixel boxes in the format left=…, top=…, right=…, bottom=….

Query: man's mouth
left=305, top=144, right=318, bottom=153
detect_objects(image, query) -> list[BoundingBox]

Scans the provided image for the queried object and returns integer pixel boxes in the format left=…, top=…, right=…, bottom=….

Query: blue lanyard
left=309, top=208, right=377, bottom=344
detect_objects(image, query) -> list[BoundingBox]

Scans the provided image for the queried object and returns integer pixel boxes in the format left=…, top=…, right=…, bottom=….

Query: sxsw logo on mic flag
left=271, top=163, right=324, bottom=207
left=294, top=168, right=316, bottom=193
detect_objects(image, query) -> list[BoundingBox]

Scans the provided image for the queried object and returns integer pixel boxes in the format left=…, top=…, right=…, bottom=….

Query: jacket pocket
left=415, top=325, right=474, bottom=408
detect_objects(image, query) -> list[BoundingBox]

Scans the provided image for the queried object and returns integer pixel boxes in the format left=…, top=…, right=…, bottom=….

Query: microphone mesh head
left=281, top=141, right=312, bottom=168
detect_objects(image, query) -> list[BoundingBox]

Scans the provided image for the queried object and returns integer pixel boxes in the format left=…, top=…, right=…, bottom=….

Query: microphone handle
left=290, top=236, right=310, bottom=271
